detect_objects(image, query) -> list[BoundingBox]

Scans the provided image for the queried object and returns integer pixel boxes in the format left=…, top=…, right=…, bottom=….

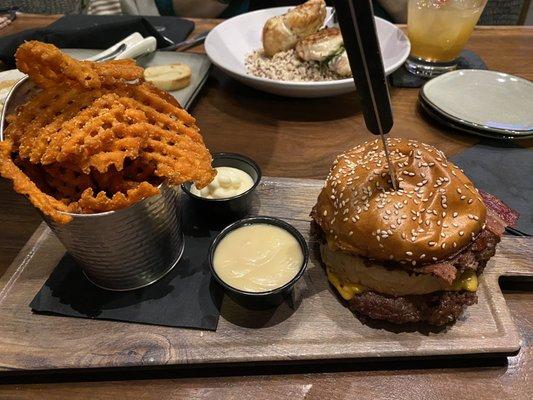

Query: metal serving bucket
left=44, top=184, right=184, bottom=291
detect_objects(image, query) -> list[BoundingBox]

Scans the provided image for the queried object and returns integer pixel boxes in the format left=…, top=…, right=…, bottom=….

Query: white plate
left=205, top=7, right=410, bottom=98
left=419, top=96, right=533, bottom=140
left=421, top=70, right=533, bottom=135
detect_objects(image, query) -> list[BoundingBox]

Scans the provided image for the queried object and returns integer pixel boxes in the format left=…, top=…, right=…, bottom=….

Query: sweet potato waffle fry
left=0, top=41, right=215, bottom=223
left=15, top=41, right=143, bottom=89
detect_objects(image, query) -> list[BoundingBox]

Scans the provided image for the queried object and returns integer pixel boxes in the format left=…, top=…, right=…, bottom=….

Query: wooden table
left=0, top=14, right=532, bottom=400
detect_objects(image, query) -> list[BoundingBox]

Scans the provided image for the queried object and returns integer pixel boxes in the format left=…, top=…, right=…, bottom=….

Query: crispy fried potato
left=15, top=41, right=143, bottom=89
left=0, top=41, right=215, bottom=223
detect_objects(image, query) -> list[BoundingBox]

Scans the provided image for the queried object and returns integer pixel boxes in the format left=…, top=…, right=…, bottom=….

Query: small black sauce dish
left=208, top=216, right=309, bottom=310
left=181, top=153, right=261, bottom=221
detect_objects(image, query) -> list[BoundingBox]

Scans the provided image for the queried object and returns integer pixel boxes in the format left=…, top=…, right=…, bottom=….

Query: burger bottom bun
left=348, top=290, right=477, bottom=326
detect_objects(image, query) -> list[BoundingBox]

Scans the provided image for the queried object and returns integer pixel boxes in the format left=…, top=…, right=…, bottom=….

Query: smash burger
left=311, top=138, right=517, bottom=325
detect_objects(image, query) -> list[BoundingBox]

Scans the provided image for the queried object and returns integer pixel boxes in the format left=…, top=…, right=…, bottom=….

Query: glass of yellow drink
left=406, top=0, right=487, bottom=77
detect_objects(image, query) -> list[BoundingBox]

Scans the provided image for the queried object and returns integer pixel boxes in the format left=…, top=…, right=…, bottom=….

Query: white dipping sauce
left=213, top=224, right=303, bottom=293
left=190, top=166, right=254, bottom=199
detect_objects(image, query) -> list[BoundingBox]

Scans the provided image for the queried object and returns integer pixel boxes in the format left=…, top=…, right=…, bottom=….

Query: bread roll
left=311, top=138, right=487, bottom=265
left=143, top=64, right=191, bottom=91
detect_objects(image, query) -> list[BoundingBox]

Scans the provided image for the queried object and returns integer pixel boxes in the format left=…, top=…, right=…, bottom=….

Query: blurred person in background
left=0, top=0, right=528, bottom=25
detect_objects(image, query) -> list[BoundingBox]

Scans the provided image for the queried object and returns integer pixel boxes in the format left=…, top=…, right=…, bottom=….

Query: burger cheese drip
left=312, top=138, right=487, bottom=266
left=322, top=244, right=478, bottom=300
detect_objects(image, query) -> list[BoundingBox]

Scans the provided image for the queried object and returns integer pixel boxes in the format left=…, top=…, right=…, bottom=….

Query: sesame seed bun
left=311, top=138, right=487, bottom=266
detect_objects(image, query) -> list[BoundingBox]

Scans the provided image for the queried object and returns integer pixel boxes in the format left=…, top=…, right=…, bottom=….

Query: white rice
left=245, top=49, right=345, bottom=82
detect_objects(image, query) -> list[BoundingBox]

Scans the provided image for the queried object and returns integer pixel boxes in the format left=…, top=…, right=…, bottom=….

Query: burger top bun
left=311, top=138, right=487, bottom=266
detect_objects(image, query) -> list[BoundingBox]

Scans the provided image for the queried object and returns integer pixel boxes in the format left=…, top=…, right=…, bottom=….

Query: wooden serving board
left=0, top=178, right=531, bottom=372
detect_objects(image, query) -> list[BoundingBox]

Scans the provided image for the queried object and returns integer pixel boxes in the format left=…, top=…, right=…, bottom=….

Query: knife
left=332, top=0, right=399, bottom=190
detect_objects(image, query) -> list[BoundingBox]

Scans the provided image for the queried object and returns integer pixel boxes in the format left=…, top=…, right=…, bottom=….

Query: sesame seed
left=429, top=241, right=436, bottom=246
left=459, top=231, right=464, bottom=236
left=323, top=210, right=328, bottom=216
left=406, top=251, right=413, bottom=256
left=442, top=243, right=446, bottom=249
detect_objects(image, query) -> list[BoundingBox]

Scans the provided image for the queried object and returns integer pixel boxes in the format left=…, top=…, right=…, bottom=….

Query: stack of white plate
left=419, top=70, right=533, bottom=140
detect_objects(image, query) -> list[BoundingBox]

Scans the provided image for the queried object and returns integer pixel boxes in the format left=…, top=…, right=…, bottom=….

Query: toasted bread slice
left=143, top=63, right=192, bottom=91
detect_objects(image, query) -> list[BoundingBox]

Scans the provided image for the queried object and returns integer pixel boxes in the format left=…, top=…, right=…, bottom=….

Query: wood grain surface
left=0, top=14, right=532, bottom=400
left=0, top=178, right=528, bottom=373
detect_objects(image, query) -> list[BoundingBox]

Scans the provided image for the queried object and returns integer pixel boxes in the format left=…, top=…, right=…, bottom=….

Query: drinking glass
left=405, top=0, right=487, bottom=77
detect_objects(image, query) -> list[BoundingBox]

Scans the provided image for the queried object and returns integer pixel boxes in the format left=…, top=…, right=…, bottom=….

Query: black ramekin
left=181, top=153, right=261, bottom=221
left=208, top=216, right=309, bottom=309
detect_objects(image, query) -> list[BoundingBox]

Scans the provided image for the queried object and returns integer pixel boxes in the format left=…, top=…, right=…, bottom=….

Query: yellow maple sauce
left=213, top=224, right=303, bottom=292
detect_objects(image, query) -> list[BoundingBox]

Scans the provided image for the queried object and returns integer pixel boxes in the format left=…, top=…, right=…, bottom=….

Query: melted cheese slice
left=321, top=244, right=478, bottom=299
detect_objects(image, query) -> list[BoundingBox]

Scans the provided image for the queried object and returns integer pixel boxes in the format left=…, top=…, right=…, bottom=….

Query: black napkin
left=0, top=15, right=194, bottom=68
left=391, top=50, right=487, bottom=88
left=29, top=197, right=225, bottom=330
left=450, top=141, right=532, bottom=234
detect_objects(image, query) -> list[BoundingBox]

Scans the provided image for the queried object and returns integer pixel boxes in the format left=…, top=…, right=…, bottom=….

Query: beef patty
left=349, top=290, right=477, bottom=326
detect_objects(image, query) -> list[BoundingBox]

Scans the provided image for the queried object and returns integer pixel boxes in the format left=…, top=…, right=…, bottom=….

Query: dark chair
left=0, top=0, right=83, bottom=14
left=479, top=0, right=530, bottom=25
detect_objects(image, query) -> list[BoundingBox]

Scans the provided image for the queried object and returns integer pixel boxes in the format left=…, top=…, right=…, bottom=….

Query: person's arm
left=171, top=0, right=229, bottom=18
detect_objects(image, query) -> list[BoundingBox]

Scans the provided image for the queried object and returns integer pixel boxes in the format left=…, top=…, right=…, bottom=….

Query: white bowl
left=205, top=7, right=410, bottom=98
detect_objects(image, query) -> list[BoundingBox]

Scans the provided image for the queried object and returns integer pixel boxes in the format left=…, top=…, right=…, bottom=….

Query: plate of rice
left=205, top=7, right=410, bottom=98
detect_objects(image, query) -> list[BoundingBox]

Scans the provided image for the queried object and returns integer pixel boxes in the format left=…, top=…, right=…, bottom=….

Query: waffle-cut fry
left=96, top=60, right=144, bottom=87
left=0, top=41, right=215, bottom=223
left=0, top=141, right=71, bottom=223
left=43, top=163, right=94, bottom=201
left=91, top=165, right=145, bottom=194
left=30, top=84, right=215, bottom=186
left=4, top=86, right=100, bottom=148
left=122, top=158, right=158, bottom=183
left=68, top=182, right=160, bottom=214
left=15, top=41, right=143, bottom=89
left=19, top=89, right=106, bottom=163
